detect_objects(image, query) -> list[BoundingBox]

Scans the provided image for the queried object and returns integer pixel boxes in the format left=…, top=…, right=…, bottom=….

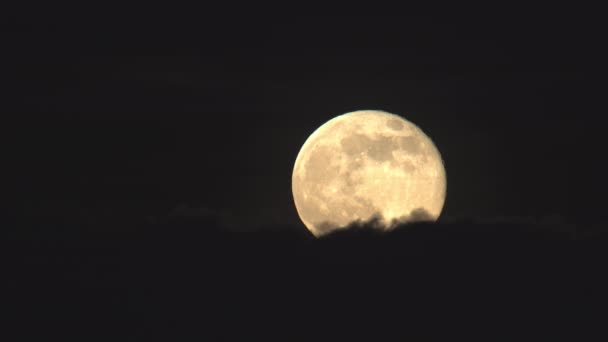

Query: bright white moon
left=292, top=110, right=446, bottom=237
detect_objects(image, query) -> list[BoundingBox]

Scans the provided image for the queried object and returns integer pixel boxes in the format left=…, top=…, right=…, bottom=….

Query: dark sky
left=4, top=12, right=605, bottom=230
left=4, top=11, right=608, bottom=338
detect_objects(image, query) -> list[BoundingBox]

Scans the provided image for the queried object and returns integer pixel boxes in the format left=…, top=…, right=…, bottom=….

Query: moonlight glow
left=292, top=110, right=447, bottom=237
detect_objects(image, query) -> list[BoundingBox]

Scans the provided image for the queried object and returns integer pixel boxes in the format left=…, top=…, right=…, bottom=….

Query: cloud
left=316, top=208, right=436, bottom=238
left=387, top=207, right=435, bottom=228
left=7, top=209, right=589, bottom=339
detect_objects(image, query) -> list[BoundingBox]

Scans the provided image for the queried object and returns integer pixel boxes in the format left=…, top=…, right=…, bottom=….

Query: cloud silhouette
left=387, top=207, right=435, bottom=228
left=317, top=207, right=436, bottom=238
left=5, top=212, right=594, bottom=340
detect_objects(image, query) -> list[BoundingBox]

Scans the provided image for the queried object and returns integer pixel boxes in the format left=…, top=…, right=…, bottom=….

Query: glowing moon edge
left=292, top=110, right=446, bottom=237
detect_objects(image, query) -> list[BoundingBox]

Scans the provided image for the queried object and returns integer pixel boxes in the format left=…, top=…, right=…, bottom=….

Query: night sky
left=6, top=12, right=605, bottom=228
left=4, top=10, right=608, bottom=339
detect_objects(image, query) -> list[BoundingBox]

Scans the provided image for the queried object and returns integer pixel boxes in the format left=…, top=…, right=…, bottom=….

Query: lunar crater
left=387, top=119, right=404, bottom=130
left=398, top=136, right=423, bottom=154
left=340, top=133, right=402, bottom=163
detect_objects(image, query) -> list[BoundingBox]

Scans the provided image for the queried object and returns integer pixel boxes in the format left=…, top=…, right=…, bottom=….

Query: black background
left=5, top=12, right=606, bottom=226
left=3, top=8, right=608, bottom=340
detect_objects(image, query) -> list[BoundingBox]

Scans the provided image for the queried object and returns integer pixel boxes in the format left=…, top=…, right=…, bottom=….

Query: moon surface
left=292, top=110, right=447, bottom=237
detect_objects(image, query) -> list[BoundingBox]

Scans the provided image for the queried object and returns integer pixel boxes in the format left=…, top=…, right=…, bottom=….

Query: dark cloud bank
left=4, top=215, right=608, bottom=340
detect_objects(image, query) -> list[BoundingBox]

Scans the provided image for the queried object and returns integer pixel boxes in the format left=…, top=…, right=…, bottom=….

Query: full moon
left=292, top=110, right=447, bottom=237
